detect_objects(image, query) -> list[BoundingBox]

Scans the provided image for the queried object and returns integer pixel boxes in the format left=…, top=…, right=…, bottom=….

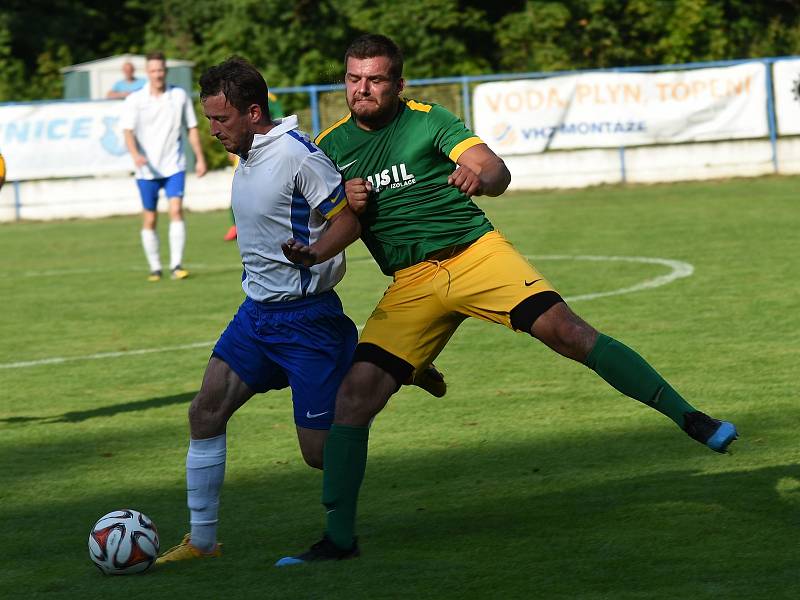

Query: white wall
left=0, top=169, right=233, bottom=222
left=1, top=137, right=798, bottom=223
left=505, top=137, right=799, bottom=191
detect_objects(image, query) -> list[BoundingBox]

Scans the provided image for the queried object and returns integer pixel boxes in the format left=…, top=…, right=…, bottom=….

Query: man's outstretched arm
left=449, top=143, right=511, bottom=197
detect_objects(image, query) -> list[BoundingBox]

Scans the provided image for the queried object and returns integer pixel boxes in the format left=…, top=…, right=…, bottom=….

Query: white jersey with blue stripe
left=233, top=115, right=348, bottom=303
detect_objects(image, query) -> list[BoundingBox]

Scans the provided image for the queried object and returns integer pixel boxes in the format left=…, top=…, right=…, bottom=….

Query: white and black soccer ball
left=88, top=509, right=160, bottom=575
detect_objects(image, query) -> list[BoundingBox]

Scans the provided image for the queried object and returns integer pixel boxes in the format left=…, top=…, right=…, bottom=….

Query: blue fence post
left=309, top=86, right=320, bottom=138
left=13, top=181, right=21, bottom=221
left=461, top=77, right=472, bottom=129
left=618, top=146, right=627, bottom=184
left=764, top=59, right=780, bottom=173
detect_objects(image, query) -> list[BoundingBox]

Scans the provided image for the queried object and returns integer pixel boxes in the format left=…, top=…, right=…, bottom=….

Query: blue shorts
left=136, top=171, right=186, bottom=211
left=212, top=290, right=357, bottom=430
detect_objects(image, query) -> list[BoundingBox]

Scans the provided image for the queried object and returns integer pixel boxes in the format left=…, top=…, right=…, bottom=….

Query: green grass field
left=2, top=176, right=798, bottom=599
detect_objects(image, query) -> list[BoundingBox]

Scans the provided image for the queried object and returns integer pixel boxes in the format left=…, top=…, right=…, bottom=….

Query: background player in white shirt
left=121, top=51, right=207, bottom=281
left=155, top=56, right=362, bottom=565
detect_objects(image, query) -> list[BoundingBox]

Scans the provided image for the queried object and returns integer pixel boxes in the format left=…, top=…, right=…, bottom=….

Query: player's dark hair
left=145, top=51, right=166, bottom=63
left=199, top=56, right=271, bottom=118
left=344, top=34, right=404, bottom=80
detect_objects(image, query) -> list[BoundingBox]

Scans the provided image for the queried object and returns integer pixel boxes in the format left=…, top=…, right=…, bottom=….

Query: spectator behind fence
left=107, top=61, right=146, bottom=99
left=121, top=51, right=207, bottom=282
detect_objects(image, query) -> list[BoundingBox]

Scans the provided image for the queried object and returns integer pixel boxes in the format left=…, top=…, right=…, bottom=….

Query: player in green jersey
left=315, top=96, right=494, bottom=274
left=276, top=34, right=738, bottom=565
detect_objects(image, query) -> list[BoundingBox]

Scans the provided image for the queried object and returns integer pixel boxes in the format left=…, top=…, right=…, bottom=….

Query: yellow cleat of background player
left=171, top=266, right=190, bottom=280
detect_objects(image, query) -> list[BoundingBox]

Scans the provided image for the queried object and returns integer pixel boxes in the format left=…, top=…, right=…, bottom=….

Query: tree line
left=3, top=0, right=799, bottom=168
left=3, top=0, right=800, bottom=103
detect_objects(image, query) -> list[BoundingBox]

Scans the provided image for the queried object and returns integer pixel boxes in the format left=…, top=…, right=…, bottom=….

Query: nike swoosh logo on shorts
left=525, top=278, right=543, bottom=287
left=337, top=159, right=358, bottom=172
left=306, top=410, right=330, bottom=419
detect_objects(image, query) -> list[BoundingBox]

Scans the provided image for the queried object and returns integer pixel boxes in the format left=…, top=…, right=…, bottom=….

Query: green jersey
left=315, top=99, right=494, bottom=275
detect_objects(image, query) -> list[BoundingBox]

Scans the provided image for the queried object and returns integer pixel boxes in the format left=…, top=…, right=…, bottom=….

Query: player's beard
left=350, top=97, right=399, bottom=130
left=237, top=131, right=256, bottom=157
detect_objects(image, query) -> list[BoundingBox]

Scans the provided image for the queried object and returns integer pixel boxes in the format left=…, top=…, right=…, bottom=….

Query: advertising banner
left=772, top=58, right=800, bottom=135
left=0, top=100, right=135, bottom=181
left=473, top=62, right=767, bottom=155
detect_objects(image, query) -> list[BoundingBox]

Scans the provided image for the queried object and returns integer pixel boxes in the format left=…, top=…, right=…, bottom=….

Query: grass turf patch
left=1, top=175, right=798, bottom=599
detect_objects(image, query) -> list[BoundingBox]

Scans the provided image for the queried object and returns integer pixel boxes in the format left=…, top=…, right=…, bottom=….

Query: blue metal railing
left=1, top=54, right=796, bottom=221
left=267, top=55, right=797, bottom=174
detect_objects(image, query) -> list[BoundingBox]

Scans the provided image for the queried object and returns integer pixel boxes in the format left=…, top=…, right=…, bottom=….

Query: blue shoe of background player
left=683, top=411, right=738, bottom=453
left=275, top=535, right=359, bottom=566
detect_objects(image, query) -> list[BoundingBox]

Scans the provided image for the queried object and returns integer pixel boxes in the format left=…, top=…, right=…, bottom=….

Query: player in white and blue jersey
left=155, top=57, right=362, bottom=565
left=121, top=52, right=208, bottom=281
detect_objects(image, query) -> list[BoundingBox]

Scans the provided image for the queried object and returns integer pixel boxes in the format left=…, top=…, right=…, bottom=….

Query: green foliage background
left=3, top=1, right=800, bottom=169
left=4, top=0, right=800, bottom=104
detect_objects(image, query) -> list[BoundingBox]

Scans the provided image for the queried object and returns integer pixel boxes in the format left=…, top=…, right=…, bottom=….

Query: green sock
left=322, top=423, right=369, bottom=550
left=585, top=333, right=696, bottom=427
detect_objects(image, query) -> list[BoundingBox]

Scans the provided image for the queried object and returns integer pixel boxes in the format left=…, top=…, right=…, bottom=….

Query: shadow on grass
left=4, top=421, right=800, bottom=599
left=0, top=391, right=195, bottom=424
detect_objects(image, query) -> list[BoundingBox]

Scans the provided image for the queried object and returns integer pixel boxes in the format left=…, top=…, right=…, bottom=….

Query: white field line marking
left=528, top=255, right=694, bottom=302
left=5, top=257, right=377, bottom=279
left=1, top=341, right=215, bottom=369
left=1, top=255, right=692, bottom=370
left=9, top=264, right=239, bottom=278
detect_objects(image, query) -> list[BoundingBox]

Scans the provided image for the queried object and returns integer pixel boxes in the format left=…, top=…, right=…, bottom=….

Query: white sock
left=140, top=229, right=161, bottom=273
left=169, top=220, right=186, bottom=270
left=186, top=434, right=226, bottom=552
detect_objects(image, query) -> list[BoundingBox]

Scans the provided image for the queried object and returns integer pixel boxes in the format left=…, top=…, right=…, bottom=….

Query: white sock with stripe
left=140, top=229, right=161, bottom=273
left=186, top=434, right=226, bottom=552
left=169, top=220, right=186, bottom=270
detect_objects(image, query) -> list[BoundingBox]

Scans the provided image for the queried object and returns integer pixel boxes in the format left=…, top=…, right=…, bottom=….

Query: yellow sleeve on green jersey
left=426, top=104, right=485, bottom=163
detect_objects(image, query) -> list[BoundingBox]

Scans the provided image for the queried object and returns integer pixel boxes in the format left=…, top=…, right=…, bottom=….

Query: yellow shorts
left=0, top=154, right=5, bottom=180
left=359, top=230, right=559, bottom=370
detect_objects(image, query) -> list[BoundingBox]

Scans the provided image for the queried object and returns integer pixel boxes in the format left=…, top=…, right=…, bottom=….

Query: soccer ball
left=88, top=509, right=160, bottom=575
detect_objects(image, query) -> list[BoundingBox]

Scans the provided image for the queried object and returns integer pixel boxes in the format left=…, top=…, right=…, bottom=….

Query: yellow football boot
left=170, top=266, right=190, bottom=280
left=156, top=533, right=221, bottom=566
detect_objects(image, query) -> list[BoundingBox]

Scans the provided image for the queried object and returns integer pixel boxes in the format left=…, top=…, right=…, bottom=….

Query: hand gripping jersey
left=234, top=116, right=348, bottom=302
left=315, top=99, right=494, bottom=275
